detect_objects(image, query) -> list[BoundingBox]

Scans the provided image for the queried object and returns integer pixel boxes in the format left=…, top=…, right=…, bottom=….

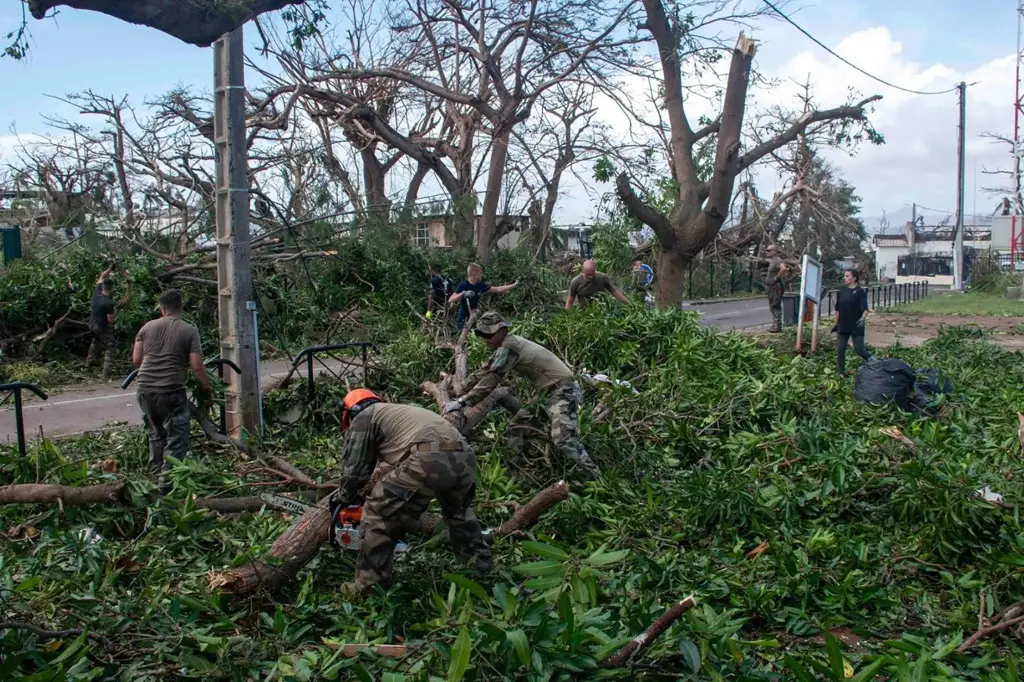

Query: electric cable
left=761, top=0, right=963, bottom=96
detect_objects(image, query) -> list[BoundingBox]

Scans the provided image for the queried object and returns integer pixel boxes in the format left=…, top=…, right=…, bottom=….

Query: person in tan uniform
left=444, top=312, right=600, bottom=480
left=132, top=289, right=211, bottom=473
left=565, top=259, right=628, bottom=309
left=334, top=389, right=492, bottom=598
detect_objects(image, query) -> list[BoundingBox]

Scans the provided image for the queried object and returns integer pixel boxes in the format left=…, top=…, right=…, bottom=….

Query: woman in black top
left=832, top=269, right=871, bottom=376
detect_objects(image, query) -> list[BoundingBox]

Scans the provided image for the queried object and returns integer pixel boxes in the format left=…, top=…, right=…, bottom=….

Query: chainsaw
left=257, top=493, right=409, bottom=552
left=257, top=492, right=493, bottom=552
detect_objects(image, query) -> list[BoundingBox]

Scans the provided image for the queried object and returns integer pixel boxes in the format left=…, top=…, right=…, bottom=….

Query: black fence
left=818, top=281, right=930, bottom=317
left=0, top=382, right=48, bottom=456
left=685, top=258, right=763, bottom=299
left=292, top=343, right=375, bottom=401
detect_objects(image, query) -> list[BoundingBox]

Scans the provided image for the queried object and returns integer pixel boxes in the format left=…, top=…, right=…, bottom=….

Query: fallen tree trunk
left=195, top=496, right=274, bottom=514
left=209, top=478, right=570, bottom=595
left=0, top=481, right=124, bottom=507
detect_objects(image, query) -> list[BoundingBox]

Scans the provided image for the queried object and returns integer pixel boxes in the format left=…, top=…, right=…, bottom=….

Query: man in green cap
left=444, top=311, right=600, bottom=480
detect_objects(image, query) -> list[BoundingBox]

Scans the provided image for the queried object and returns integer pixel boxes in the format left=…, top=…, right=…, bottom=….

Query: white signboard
left=796, top=255, right=823, bottom=353
left=801, top=255, right=823, bottom=303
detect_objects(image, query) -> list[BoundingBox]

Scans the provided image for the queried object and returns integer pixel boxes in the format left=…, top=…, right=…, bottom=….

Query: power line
left=761, top=0, right=962, bottom=96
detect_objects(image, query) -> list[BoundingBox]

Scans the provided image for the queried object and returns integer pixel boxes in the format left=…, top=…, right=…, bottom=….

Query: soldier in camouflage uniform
left=335, top=389, right=492, bottom=599
left=764, top=244, right=789, bottom=333
left=444, top=312, right=600, bottom=481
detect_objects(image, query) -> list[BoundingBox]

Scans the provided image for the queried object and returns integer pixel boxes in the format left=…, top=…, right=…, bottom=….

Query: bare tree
left=326, top=0, right=642, bottom=260
left=615, top=0, right=881, bottom=307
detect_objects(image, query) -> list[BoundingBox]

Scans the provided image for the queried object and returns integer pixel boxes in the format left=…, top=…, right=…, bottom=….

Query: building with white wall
left=872, top=215, right=1017, bottom=285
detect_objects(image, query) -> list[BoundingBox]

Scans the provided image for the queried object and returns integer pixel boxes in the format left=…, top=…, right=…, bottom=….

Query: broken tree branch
left=0, top=481, right=124, bottom=507
left=603, top=595, right=699, bottom=667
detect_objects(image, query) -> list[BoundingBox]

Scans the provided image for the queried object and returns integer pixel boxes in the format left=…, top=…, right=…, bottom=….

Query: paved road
left=687, top=297, right=771, bottom=330
left=0, top=357, right=360, bottom=445
left=0, top=299, right=772, bottom=445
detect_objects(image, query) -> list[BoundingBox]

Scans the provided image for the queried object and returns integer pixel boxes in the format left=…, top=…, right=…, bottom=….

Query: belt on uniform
left=413, top=441, right=466, bottom=453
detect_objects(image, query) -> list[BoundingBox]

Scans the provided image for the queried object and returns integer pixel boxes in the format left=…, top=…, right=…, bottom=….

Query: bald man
left=565, top=260, right=628, bottom=310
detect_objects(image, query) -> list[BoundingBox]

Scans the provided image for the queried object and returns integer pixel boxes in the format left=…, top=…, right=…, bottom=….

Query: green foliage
left=2, top=305, right=1023, bottom=679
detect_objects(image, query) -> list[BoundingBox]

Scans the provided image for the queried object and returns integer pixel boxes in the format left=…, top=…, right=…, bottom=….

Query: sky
left=0, top=0, right=1016, bottom=230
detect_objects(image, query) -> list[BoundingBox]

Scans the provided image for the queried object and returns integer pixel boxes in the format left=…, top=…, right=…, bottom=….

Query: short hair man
left=764, top=244, right=790, bottom=333
left=448, top=263, right=517, bottom=330
left=565, top=259, right=628, bottom=309
left=132, top=290, right=211, bottom=473
left=334, top=389, right=492, bottom=598
left=444, top=311, right=600, bottom=480
left=87, top=266, right=118, bottom=376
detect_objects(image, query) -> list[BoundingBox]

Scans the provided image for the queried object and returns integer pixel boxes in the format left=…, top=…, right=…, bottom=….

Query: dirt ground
left=866, top=312, right=1024, bottom=350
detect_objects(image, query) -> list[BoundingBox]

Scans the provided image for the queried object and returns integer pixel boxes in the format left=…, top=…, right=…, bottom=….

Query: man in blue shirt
left=448, top=263, right=517, bottom=330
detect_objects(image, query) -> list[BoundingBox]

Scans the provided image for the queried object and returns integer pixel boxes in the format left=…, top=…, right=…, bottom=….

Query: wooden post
left=810, top=300, right=820, bottom=352
left=213, top=28, right=260, bottom=437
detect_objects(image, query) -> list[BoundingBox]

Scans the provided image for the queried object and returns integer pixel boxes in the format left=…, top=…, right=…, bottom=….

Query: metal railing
left=292, top=343, right=375, bottom=401
left=0, top=382, right=48, bottom=456
left=819, top=281, right=930, bottom=317
left=122, top=358, right=242, bottom=434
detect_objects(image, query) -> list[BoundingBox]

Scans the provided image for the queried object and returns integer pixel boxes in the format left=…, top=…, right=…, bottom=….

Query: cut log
left=603, top=596, right=698, bottom=667
left=208, top=498, right=333, bottom=594
left=209, top=478, right=570, bottom=596
left=195, top=496, right=272, bottom=514
left=0, top=481, right=124, bottom=507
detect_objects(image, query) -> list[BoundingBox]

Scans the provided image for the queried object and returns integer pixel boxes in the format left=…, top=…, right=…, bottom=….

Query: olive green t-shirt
left=569, top=272, right=615, bottom=302
left=134, top=316, right=202, bottom=393
left=362, top=403, right=465, bottom=465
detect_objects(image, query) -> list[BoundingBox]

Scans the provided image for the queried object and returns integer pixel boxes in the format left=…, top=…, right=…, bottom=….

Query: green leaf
left=513, top=560, right=565, bottom=577
left=583, top=548, right=629, bottom=567
left=506, top=629, right=531, bottom=667
left=679, top=640, right=701, bottom=674
left=851, top=659, right=886, bottom=682
left=521, top=541, right=570, bottom=561
left=823, top=630, right=845, bottom=681
left=447, top=627, right=471, bottom=682
left=784, top=654, right=817, bottom=682
left=444, top=573, right=491, bottom=604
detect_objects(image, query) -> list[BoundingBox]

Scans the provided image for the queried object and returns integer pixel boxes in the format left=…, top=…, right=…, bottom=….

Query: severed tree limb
left=0, top=621, right=111, bottom=648
left=195, top=496, right=276, bottom=514
left=957, top=600, right=1024, bottom=653
left=208, top=478, right=570, bottom=596
left=603, top=596, right=699, bottom=667
left=0, top=481, right=124, bottom=507
left=190, top=403, right=324, bottom=490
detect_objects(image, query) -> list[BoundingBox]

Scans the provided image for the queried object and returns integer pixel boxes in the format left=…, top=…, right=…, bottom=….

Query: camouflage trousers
left=137, top=390, right=192, bottom=473
left=354, top=446, right=492, bottom=593
left=506, top=381, right=600, bottom=480
left=766, top=283, right=783, bottom=332
left=86, top=326, right=116, bottom=375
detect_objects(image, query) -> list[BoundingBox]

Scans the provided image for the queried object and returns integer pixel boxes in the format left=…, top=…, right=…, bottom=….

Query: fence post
left=688, top=261, right=694, bottom=299
left=924, top=281, right=929, bottom=297
left=730, top=259, right=736, bottom=294
left=710, top=261, right=715, bottom=298
left=749, top=263, right=754, bottom=293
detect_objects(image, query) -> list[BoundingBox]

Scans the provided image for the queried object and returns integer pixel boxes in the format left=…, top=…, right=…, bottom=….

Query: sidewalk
left=0, top=357, right=360, bottom=444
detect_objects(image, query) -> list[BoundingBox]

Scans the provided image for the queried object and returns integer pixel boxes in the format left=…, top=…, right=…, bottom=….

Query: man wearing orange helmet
left=333, top=388, right=492, bottom=597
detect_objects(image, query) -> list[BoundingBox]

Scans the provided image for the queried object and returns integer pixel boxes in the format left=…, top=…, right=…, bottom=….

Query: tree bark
left=477, top=131, right=511, bottom=262
left=0, top=482, right=124, bottom=507
left=29, top=0, right=304, bottom=47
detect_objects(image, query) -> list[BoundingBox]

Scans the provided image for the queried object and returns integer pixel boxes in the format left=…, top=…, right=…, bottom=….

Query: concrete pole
left=954, top=81, right=966, bottom=291
left=213, top=28, right=260, bottom=437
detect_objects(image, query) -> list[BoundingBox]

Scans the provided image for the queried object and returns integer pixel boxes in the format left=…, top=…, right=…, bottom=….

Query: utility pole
left=953, top=81, right=966, bottom=291
left=213, top=28, right=260, bottom=437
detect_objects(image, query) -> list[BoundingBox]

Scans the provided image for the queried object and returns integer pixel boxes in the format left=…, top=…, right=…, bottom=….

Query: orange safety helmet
left=340, top=388, right=383, bottom=430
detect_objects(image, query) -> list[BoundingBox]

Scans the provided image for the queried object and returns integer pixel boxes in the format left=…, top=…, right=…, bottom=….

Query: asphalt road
left=0, top=298, right=772, bottom=446
left=0, top=357, right=360, bottom=446
left=687, top=297, right=772, bottom=330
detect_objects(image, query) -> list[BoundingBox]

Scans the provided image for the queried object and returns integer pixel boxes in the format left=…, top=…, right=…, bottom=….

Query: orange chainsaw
left=257, top=493, right=409, bottom=552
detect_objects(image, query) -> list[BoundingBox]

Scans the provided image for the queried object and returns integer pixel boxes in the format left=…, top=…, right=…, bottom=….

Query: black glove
left=463, top=290, right=478, bottom=300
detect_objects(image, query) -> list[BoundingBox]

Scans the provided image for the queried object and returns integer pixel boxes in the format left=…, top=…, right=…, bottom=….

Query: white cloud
left=555, top=26, right=1016, bottom=227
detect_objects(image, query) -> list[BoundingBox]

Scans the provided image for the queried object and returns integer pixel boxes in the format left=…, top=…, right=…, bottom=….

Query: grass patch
left=889, top=292, right=1024, bottom=317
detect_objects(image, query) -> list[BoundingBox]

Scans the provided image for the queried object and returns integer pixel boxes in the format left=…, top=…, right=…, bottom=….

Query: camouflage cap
left=474, top=311, right=510, bottom=336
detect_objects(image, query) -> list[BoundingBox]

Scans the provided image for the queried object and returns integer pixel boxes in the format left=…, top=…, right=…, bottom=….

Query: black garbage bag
left=854, top=358, right=916, bottom=411
left=910, top=368, right=954, bottom=413
left=914, top=368, right=954, bottom=397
